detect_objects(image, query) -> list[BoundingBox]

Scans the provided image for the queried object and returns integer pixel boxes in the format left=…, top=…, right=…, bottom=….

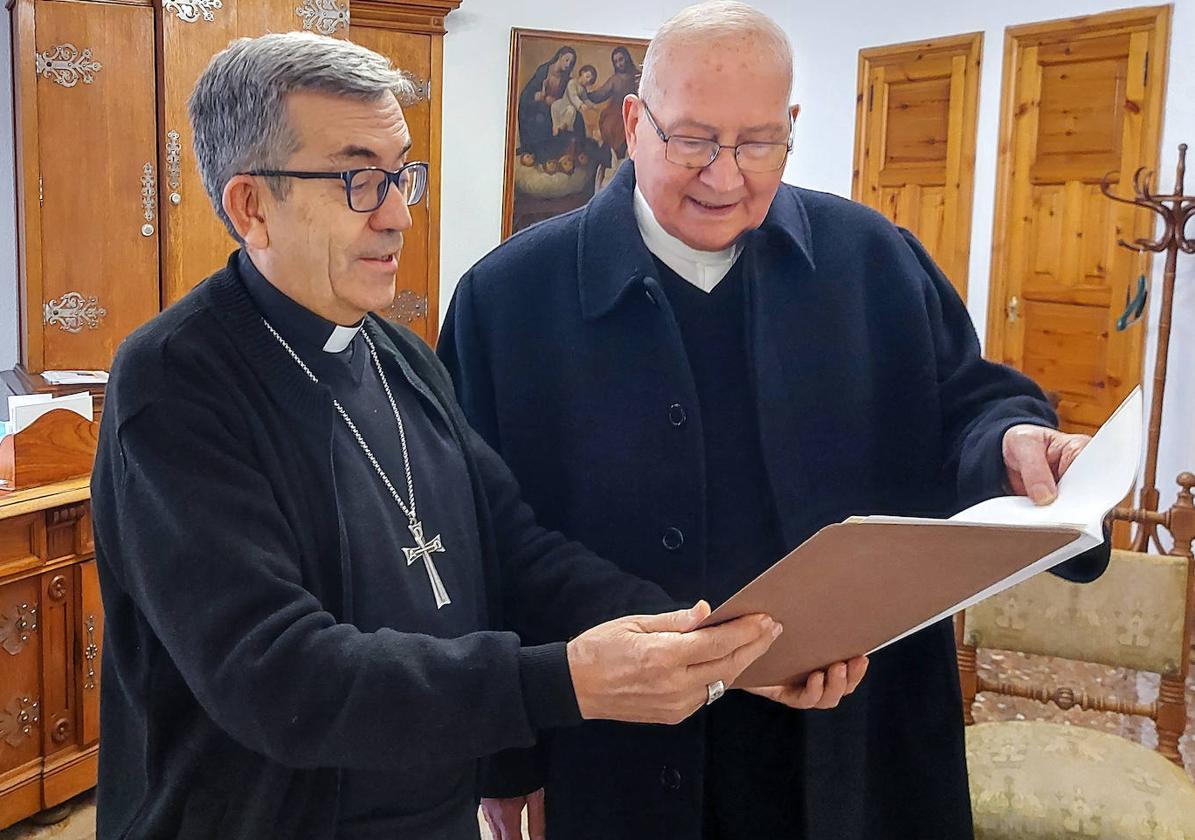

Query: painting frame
left=501, top=27, right=650, bottom=240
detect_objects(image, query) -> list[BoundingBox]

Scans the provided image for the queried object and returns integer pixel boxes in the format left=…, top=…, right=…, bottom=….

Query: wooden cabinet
left=6, top=0, right=459, bottom=401
left=0, top=478, right=96, bottom=829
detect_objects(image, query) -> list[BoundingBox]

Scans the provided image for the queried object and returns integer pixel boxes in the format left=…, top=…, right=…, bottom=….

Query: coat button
left=667, top=403, right=687, bottom=427
left=662, top=527, right=684, bottom=551
left=659, top=766, right=682, bottom=791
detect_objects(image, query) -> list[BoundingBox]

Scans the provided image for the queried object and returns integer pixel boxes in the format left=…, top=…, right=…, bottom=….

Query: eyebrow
left=328, top=139, right=413, bottom=167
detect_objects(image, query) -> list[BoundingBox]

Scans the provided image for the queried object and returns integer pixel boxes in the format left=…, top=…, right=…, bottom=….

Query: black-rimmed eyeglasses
left=243, top=162, right=429, bottom=213
left=640, top=101, right=791, bottom=173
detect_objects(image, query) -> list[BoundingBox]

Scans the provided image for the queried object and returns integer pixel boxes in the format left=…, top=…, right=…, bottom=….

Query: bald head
left=639, top=1, right=793, bottom=103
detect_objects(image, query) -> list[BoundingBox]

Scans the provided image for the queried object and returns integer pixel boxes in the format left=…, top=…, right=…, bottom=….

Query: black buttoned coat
left=438, top=163, right=1106, bottom=840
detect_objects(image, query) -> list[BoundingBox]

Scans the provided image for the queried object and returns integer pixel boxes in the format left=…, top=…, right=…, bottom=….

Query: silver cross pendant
left=402, top=520, right=451, bottom=609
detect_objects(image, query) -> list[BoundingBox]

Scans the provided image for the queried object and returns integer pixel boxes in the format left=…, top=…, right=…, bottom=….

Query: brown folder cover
left=698, top=519, right=1081, bottom=687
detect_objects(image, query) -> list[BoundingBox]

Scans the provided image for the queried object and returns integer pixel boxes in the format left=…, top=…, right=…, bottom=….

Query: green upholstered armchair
left=956, top=473, right=1195, bottom=840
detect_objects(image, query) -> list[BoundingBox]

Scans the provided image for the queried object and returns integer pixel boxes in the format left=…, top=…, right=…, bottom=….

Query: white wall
left=440, top=0, right=1195, bottom=498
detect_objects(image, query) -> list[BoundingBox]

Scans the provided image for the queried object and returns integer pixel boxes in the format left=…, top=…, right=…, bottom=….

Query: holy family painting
left=502, top=29, right=649, bottom=238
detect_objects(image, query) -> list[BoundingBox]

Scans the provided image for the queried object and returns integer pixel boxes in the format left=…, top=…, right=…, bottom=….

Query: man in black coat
left=89, top=31, right=783, bottom=840
left=439, top=3, right=1105, bottom=839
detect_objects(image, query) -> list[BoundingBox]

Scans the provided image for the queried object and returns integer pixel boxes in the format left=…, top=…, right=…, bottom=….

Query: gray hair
left=640, top=1, right=793, bottom=102
left=188, top=31, right=417, bottom=240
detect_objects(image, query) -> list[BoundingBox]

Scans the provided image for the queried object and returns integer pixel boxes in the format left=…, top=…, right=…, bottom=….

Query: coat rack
left=1100, top=143, right=1195, bottom=551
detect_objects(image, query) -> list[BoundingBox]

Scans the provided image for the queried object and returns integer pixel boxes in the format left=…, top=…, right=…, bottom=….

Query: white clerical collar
left=633, top=185, right=742, bottom=293
left=322, top=323, right=362, bottom=353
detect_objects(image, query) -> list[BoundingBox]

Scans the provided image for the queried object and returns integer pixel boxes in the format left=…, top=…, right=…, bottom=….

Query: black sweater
left=90, top=254, right=671, bottom=840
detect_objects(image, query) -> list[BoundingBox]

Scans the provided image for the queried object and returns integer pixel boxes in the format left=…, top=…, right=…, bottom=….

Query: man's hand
left=1002, top=425, right=1091, bottom=505
left=744, top=656, right=869, bottom=709
left=567, top=601, right=781, bottom=724
left=480, top=788, right=544, bottom=840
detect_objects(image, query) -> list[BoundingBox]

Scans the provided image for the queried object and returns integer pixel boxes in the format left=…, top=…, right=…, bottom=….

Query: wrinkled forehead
left=652, top=47, right=791, bottom=129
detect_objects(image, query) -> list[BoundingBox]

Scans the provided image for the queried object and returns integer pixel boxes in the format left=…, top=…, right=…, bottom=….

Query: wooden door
left=0, top=578, right=43, bottom=825
left=157, top=0, right=240, bottom=307
left=853, top=33, right=982, bottom=299
left=158, top=0, right=352, bottom=308
left=986, top=8, right=1170, bottom=435
left=19, top=0, right=159, bottom=373
left=350, top=25, right=438, bottom=343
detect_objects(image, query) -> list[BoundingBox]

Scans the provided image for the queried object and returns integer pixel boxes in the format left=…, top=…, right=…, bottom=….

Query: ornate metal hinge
left=163, top=0, right=224, bottom=23
left=0, top=696, right=40, bottom=749
left=387, top=290, right=429, bottom=324
left=296, top=0, right=350, bottom=35
left=44, top=292, right=108, bottom=333
left=36, top=44, right=102, bottom=88
left=410, top=77, right=433, bottom=104
left=0, top=603, right=38, bottom=657
left=84, top=615, right=98, bottom=691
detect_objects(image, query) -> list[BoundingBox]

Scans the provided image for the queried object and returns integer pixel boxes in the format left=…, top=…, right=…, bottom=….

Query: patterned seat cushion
left=967, top=721, right=1195, bottom=840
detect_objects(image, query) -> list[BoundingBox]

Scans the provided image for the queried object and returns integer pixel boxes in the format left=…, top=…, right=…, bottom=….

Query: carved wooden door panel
left=158, top=0, right=352, bottom=308
left=157, top=0, right=240, bottom=307
left=0, top=579, right=43, bottom=785
left=21, top=0, right=160, bottom=372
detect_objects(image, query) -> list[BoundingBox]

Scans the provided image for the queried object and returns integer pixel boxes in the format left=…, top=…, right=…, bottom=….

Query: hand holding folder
left=698, top=388, right=1143, bottom=689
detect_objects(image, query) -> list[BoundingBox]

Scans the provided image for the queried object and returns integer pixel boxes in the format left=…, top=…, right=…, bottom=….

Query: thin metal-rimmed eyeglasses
left=243, top=161, right=429, bottom=213
left=639, top=100, right=792, bottom=173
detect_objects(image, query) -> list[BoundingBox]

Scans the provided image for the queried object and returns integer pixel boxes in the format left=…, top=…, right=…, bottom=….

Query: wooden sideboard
left=0, top=477, right=98, bottom=829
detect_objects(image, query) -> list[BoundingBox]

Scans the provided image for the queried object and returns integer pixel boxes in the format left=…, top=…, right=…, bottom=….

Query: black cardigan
left=90, top=255, right=670, bottom=840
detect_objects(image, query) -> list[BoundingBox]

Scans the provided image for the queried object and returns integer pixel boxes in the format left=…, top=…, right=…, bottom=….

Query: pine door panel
left=853, top=33, right=982, bottom=299
left=986, top=9, right=1169, bottom=435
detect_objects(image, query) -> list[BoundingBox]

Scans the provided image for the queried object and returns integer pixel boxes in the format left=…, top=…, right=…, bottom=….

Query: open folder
left=698, top=388, right=1143, bottom=688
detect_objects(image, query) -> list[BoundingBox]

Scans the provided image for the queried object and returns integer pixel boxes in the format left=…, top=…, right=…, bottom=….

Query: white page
left=867, top=387, right=1143, bottom=653
left=10, top=391, right=94, bottom=433
left=949, top=387, right=1143, bottom=537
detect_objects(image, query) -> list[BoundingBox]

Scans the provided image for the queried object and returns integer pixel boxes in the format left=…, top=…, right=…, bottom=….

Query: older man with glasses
left=89, top=31, right=785, bottom=840
left=441, top=2, right=1104, bottom=839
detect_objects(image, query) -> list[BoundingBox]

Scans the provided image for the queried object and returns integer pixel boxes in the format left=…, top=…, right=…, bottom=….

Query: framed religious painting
left=501, top=28, right=649, bottom=238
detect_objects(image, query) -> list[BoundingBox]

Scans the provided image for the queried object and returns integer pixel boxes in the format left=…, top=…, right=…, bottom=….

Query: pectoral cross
left=403, top=520, right=450, bottom=609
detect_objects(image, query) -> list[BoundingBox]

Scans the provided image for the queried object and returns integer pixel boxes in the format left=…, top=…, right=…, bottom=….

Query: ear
left=789, top=103, right=801, bottom=124
left=623, top=94, right=641, bottom=160
left=222, top=174, right=270, bottom=249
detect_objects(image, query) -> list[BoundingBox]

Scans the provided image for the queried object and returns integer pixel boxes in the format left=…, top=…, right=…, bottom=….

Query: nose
left=370, top=180, right=414, bottom=233
left=699, top=147, right=746, bottom=194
